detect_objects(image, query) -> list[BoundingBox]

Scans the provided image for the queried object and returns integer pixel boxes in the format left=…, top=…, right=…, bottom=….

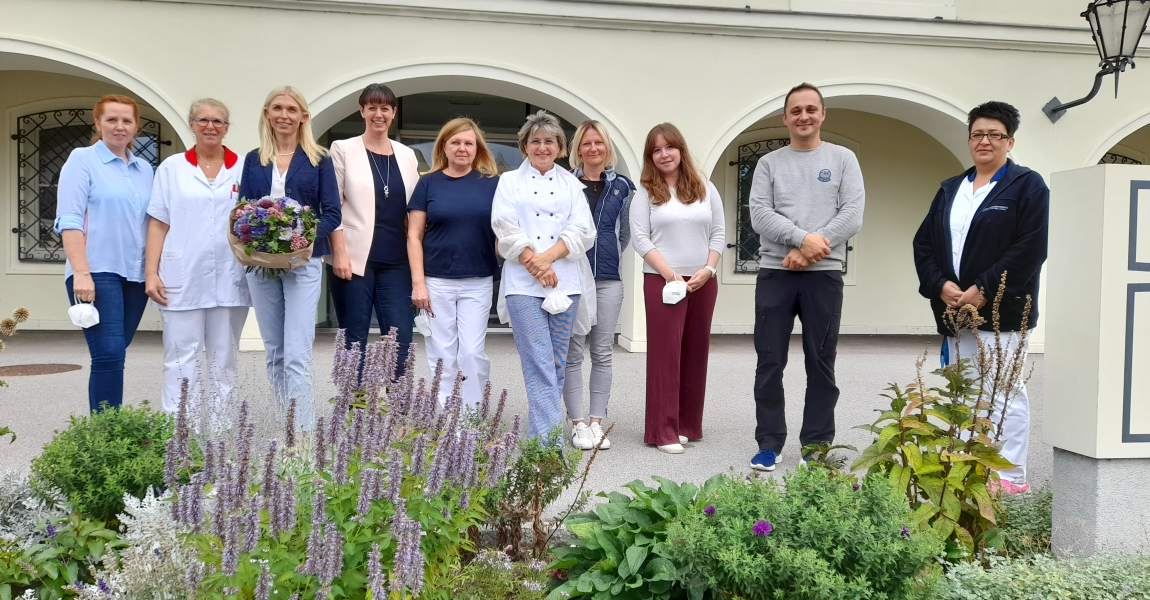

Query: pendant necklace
left=368, top=148, right=392, bottom=199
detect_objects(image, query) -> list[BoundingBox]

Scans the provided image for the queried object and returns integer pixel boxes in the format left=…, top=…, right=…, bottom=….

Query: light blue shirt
left=54, top=140, right=153, bottom=282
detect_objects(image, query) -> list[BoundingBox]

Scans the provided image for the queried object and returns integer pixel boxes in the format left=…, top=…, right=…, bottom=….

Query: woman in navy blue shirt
left=327, top=84, right=420, bottom=377
left=55, top=94, right=154, bottom=413
left=407, top=118, right=500, bottom=407
left=239, top=86, right=341, bottom=430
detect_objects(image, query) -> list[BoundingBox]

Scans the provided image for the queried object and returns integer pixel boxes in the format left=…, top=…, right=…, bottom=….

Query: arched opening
left=705, top=92, right=967, bottom=336
left=312, top=79, right=617, bottom=330
left=0, top=46, right=184, bottom=329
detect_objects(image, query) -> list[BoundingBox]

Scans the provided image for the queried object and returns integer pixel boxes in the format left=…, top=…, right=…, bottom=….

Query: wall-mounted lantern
left=1044, top=0, right=1150, bottom=123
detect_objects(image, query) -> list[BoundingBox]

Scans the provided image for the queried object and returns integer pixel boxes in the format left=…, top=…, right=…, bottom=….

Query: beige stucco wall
left=4, top=0, right=1150, bottom=351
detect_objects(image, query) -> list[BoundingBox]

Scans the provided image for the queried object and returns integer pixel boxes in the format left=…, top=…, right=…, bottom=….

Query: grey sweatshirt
left=749, top=142, right=865, bottom=271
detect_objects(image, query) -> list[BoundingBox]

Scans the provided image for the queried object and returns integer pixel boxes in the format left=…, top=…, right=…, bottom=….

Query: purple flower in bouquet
left=258, top=198, right=275, bottom=208
left=239, top=223, right=251, bottom=234
left=251, top=225, right=269, bottom=237
left=284, top=198, right=301, bottom=210
left=240, top=234, right=252, bottom=244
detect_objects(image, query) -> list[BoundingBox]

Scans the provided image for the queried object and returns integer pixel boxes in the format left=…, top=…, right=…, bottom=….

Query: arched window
left=13, top=109, right=163, bottom=262
left=732, top=138, right=854, bottom=276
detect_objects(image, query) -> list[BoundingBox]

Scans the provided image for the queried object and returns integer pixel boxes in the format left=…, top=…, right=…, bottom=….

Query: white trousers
left=160, top=306, right=248, bottom=413
left=423, top=276, right=493, bottom=407
left=946, top=329, right=1031, bottom=484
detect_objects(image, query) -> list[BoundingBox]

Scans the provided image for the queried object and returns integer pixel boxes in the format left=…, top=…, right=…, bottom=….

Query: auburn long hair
left=640, top=123, right=705, bottom=206
left=91, top=94, right=139, bottom=147
left=429, top=117, right=498, bottom=176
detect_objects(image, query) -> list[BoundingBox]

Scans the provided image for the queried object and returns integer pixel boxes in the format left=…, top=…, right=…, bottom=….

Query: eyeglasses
left=193, top=118, right=229, bottom=128
left=968, top=132, right=1011, bottom=142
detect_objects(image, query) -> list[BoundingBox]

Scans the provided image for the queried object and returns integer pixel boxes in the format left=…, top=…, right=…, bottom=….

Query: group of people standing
left=54, top=81, right=1045, bottom=491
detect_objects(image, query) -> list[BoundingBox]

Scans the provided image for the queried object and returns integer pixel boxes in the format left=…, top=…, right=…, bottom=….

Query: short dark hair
left=358, top=83, right=398, bottom=109
left=967, top=101, right=1020, bottom=137
left=784, top=83, right=824, bottom=110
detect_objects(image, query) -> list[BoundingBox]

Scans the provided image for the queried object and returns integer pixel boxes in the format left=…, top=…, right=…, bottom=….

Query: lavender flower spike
left=255, top=564, right=274, bottom=600
left=314, top=415, right=327, bottom=472
left=319, top=522, right=344, bottom=585
left=261, top=440, right=278, bottom=502
left=222, top=513, right=243, bottom=576
left=163, top=438, right=179, bottom=489
left=368, top=542, right=387, bottom=599
left=285, top=397, right=297, bottom=448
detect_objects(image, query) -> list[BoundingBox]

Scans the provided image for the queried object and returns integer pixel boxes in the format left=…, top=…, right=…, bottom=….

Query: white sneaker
left=589, top=422, right=611, bottom=449
left=570, top=422, right=594, bottom=450
left=679, top=436, right=689, bottom=444
left=657, top=443, right=685, bottom=454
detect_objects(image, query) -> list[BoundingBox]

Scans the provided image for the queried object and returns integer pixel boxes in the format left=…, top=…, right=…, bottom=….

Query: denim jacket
left=572, top=166, right=635, bottom=281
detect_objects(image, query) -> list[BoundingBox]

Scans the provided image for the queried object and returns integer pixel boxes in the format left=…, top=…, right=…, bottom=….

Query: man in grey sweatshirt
left=747, top=83, right=865, bottom=472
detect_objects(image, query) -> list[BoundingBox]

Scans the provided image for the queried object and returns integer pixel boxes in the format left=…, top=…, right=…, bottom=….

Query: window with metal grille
left=12, top=110, right=163, bottom=262
left=732, top=138, right=854, bottom=277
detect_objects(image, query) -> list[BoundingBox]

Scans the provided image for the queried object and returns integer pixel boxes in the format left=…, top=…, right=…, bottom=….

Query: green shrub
left=452, top=550, right=549, bottom=600
left=548, top=477, right=700, bottom=600
left=935, top=554, right=1150, bottom=600
left=485, top=426, right=583, bottom=559
left=31, top=402, right=173, bottom=524
left=999, top=488, right=1051, bottom=558
left=0, top=513, right=125, bottom=600
left=668, top=467, right=942, bottom=600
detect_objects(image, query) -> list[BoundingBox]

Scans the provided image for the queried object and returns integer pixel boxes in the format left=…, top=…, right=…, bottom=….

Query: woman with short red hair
left=629, top=123, right=725, bottom=454
left=55, top=94, right=154, bottom=413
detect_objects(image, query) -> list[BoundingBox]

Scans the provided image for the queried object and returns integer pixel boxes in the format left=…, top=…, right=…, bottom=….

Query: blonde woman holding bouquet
left=239, top=86, right=341, bottom=429
left=407, top=117, right=500, bottom=407
left=146, top=98, right=250, bottom=414
left=327, top=84, right=420, bottom=378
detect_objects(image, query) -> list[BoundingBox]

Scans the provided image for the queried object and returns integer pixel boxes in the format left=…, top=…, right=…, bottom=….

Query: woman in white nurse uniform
left=145, top=98, right=251, bottom=413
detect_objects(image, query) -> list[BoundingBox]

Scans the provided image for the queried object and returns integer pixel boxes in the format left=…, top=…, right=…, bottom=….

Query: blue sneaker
left=750, top=449, right=779, bottom=472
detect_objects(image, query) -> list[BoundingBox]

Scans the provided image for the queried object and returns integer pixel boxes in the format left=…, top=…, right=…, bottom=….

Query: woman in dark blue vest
left=563, top=120, right=635, bottom=451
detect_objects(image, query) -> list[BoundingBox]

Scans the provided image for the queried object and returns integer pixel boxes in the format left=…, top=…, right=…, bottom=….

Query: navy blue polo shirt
left=408, top=170, right=500, bottom=279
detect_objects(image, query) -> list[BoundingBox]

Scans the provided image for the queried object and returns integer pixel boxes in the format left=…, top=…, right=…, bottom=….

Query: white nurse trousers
left=423, top=276, right=493, bottom=407
left=946, top=328, right=1031, bottom=484
left=160, top=306, right=248, bottom=413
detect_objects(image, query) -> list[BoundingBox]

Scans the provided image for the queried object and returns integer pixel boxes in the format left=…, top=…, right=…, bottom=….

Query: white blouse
left=147, top=149, right=251, bottom=311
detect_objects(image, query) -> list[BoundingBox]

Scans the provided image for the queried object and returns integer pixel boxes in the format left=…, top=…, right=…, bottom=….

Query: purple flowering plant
left=169, top=330, right=520, bottom=599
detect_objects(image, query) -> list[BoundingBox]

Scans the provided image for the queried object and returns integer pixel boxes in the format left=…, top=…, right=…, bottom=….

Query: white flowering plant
left=169, top=331, right=520, bottom=600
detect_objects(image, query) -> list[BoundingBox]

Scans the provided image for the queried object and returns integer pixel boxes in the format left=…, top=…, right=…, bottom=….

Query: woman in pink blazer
left=326, top=84, right=420, bottom=377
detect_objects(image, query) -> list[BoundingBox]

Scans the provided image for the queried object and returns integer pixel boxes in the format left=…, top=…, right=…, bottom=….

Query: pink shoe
left=992, top=480, right=1029, bottom=495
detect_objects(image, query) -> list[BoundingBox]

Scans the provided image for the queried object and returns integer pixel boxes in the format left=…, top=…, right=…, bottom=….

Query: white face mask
left=541, top=289, right=573, bottom=315
left=414, top=310, right=433, bottom=337
left=662, top=280, right=688, bottom=305
left=68, top=303, right=100, bottom=328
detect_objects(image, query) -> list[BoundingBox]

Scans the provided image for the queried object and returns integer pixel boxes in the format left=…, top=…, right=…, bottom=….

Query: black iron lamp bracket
left=1044, top=61, right=1127, bottom=123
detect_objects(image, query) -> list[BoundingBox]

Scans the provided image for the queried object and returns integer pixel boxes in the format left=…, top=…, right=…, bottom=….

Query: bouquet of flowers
left=227, top=196, right=318, bottom=277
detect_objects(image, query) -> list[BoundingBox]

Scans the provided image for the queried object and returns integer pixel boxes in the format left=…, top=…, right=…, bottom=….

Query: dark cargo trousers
left=753, top=268, right=844, bottom=453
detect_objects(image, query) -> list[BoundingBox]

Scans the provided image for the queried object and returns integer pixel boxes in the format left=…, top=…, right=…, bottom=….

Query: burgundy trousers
left=642, top=274, right=718, bottom=446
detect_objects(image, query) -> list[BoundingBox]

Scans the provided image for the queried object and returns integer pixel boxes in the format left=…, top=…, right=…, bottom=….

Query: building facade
left=5, top=0, right=1150, bottom=352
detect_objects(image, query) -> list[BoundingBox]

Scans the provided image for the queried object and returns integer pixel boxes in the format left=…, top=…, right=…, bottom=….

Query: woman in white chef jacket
left=145, top=98, right=251, bottom=413
left=492, top=110, right=597, bottom=442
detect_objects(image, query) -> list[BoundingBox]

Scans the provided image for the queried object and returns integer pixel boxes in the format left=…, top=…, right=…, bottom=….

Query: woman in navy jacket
left=239, top=86, right=340, bottom=430
left=912, top=100, right=1048, bottom=493
left=562, top=120, right=635, bottom=451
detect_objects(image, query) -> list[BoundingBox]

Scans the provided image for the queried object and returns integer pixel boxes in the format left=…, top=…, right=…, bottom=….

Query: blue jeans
left=327, top=261, right=414, bottom=378
left=66, top=273, right=148, bottom=413
left=506, top=294, right=580, bottom=440
left=247, top=257, right=323, bottom=429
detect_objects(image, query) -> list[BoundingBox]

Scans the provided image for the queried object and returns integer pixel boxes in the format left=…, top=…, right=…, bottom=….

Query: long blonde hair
left=430, top=118, right=498, bottom=176
left=569, top=120, right=618, bottom=170
left=257, top=86, right=326, bottom=167
left=640, top=123, right=706, bottom=206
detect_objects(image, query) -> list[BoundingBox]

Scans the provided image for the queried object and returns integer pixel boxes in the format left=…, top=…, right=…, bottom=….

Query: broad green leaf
left=903, top=444, right=923, bottom=471
left=969, top=481, right=997, bottom=524
left=644, top=557, right=677, bottom=582
left=911, top=503, right=938, bottom=527
left=625, top=545, right=649, bottom=576
left=941, top=489, right=961, bottom=521
left=877, top=423, right=901, bottom=447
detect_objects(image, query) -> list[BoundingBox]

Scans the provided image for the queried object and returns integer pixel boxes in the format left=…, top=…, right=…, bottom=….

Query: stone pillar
left=1046, top=165, right=1150, bottom=556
